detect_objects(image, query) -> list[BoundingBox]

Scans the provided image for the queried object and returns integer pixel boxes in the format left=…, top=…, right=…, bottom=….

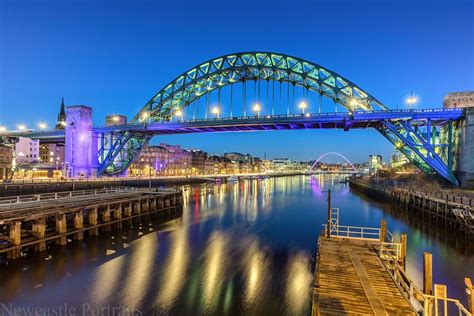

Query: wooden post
left=7, top=221, right=21, bottom=259
left=423, top=252, right=433, bottom=295
left=88, top=207, right=98, bottom=235
left=434, top=284, right=448, bottom=315
left=135, top=200, right=141, bottom=214
left=326, top=189, right=331, bottom=238
left=465, top=278, right=474, bottom=315
left=379, top=218, right=387, bottom=242
left=32, top=218, right=46, bottom=251
left=73, top=210, right=84, bottom=240
left=103, top=205, right=111, bottom=232
left=56, top=213, right=67, bottom=245
left=114, top=204, right=122, bottom=229
left=400, top=233, right=407, bottom=270
left=124, top=202, right=132, bottom=217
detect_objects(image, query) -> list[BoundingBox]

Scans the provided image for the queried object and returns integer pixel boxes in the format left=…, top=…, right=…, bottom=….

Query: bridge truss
left=90, top=52, right=462, bottom=185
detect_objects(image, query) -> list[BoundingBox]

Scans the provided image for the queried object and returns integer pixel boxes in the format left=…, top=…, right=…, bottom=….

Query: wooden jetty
left=312, top=207, right=473, bottom=315
left=349, top=178, right=474, bottom=235
left=0, top=187, right=183, bottom=260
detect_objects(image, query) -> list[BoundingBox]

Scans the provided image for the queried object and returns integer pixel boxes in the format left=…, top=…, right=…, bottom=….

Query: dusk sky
left=1, top=0, right=473, bottom=163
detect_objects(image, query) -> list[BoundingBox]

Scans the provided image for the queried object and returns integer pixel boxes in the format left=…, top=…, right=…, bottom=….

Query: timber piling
left=0, top=187, right=183, bottom=260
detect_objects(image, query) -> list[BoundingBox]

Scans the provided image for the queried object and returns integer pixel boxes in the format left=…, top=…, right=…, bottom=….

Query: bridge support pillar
left=65, top=106, right=99, bottom=178
left=456, top=107, right=474, bottom=188
left=32, top=218, right=46, bottom=251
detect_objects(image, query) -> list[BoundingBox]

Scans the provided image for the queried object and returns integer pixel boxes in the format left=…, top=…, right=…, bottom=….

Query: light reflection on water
left=1, top=175, right=473, bottom=315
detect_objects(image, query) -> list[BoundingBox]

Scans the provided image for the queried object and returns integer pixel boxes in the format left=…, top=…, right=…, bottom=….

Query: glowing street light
left=405, top=91, right=418, bottom=107
left=17, top=124, right=26, bottom=131
left=38, top=122, right=47, bottom=130
left=252, top=103, right=261, bottom=117
left=141, top=111, right=149, bottom=122
left=211, top=107, right=220, bottom=118
left=298, top=101, right=308, bottom=114
left=0, top=126, right=6, bottom=133
left=349, top=98, right=358, bottom=109
left=112, top=115, right=120, bottom=122
left=59, top=121, right=67, bottom=127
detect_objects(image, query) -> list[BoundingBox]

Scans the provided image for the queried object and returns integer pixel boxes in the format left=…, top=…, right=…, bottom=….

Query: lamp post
left=175, top=109, right=183, bottom=122
left=405, top=91, right=418, bottom=109
left=298, top=101, right=307, bottom=114
left=17, top=124, right=26, bottom=131
left=252, top=103, right=261, bottom=117
left=38, top=122, right=47, bottom=130
left=211, top=107, right=220, bottom=118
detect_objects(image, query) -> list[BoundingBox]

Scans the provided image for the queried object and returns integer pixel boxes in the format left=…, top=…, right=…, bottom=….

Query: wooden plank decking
left=312, top=237, right=416, bottom=315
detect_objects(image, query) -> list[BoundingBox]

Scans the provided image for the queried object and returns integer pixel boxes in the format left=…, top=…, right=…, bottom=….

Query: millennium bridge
left=2, top=52, right=472, bottom=186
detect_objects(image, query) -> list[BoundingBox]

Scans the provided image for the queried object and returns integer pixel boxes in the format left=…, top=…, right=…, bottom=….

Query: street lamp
left=211, top=107, right=220, bottom=118
left=17, top=124, right=26, bottom=131
left=38, top=122, right=47, bottom=130
left=298, top=101, right=308, bottom=114
left=112, top=115, right=120, bottom=122
left=0, top=126, right=6, bottom=133
left=252, top=103, right=261, bottom=117
left=175, top=109, right=183, bottom=121
left=405, top=91, right=418, bottom=108
left=141, top=111, right=149, bottom=123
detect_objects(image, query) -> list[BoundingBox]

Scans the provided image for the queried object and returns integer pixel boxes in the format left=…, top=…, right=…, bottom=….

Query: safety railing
left=0, top=186, right=137, bottom=206
left=385, top=260, right=472, bottom=316
left=323, top=223, right=381, bottom=240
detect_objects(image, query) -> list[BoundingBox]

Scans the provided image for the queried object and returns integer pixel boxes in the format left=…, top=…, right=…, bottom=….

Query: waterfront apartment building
left=368, top=155, right=383, bottom=172
left=39, top=143, right=65, bottom=169
left=130, top=144, right=193, bottom=176
left=15, top=137, right=40, bottom=162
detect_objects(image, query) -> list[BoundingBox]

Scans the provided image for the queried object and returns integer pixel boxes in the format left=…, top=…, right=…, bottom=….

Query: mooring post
left=7, top=221, right=21, bottom=259
left=400, top=233, right=407, bottom=270
left=423, top=252, right=433, bottom=295
left=326, top=189, right=331, bottom=238
left=89, top=207, right=98, bottom=235
left=56, top=213, right=67, bottom=245
left=32, top=218, right=46, bottom=252
left=73, top=210, right=84, bottom=240
left=465, top=278, right=474, bottom=315
left=379, top=218, right=387, bottom=242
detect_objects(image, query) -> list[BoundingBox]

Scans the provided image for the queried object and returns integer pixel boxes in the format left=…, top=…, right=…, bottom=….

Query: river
left=1, top=175, right=473, bottom=315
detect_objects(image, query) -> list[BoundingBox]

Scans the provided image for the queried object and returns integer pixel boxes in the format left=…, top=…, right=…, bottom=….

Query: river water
left=1, top=175, right=473, bottom=315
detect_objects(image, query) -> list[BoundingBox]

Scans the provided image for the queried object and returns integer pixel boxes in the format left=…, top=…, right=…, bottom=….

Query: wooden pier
left=349, top=178, right=474, bottom=235
left=0, top=187, right=183, bottom=260
left=312, top=207, right=473, bottom=316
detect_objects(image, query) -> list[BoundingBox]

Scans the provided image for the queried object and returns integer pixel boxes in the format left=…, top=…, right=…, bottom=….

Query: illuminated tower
left=55, top=97, right=67, bottom=130
left=64, top=106, right=98, bottom=178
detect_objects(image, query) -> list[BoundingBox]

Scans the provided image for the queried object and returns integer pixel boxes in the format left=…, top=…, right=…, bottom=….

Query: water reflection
left=1, top=175, right=472, bottom=314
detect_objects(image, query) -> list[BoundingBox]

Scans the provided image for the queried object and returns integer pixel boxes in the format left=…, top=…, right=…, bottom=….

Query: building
left=39, top=143, right=65, bottom=169
left=130, top=144, right=192, bottom=176
left=191, top=150, right=214, bottom=175
left=55, top=97, right=67, bottom=130
left=15, top=137, right=40, bottom=163
left=106, top=114, right=127, bottom=126
left=443, top=91, right=474, bottom=109
left=368, top=155, right=383, bottom=172
left=0, top=145, right=13, bottom=179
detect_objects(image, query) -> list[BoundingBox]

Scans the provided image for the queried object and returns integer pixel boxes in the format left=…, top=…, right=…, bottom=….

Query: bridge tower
left=455, top=107, right=474, bottom=188
left=64, top=106, right=98, bottom=178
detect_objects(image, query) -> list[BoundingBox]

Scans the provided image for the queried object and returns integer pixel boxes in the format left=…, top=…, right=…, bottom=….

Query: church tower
left=55, top=97, right=67, bottom=129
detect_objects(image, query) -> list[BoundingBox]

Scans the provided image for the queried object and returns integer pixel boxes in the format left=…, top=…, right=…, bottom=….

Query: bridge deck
left=312, top=237, right=415, bottom=315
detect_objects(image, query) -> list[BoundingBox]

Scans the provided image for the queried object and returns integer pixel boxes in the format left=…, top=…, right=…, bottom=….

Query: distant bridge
left=2, top=52, right=465, bottom=185
left=309, top=152, right=360, bottom=174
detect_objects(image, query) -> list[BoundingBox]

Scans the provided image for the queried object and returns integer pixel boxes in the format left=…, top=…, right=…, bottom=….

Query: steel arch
left=97, top=52, right=460, bottom=185
left=132, top=51, right=387, bottom=123
left=309, top=152, right=359, bottom=172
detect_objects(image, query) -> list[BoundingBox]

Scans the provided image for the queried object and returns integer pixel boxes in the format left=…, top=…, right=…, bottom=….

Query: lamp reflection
left=202, top=231, right=227, bottom=311
left=156, top=228, right=190, bottom=309
left=89, top=255, right=126, bottom=306
left=286, top=252, right=312, bottom=314
left=243, top=240, right=267, bottom=305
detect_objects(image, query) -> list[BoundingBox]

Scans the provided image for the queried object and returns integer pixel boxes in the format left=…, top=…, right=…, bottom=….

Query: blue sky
left=1, top=0, right=473, bottom=163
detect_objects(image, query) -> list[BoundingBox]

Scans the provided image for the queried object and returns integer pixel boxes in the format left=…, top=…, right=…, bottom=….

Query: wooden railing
left=0, top=187, right=137, bottom=206
left=322, top=208, right=473, bottom=315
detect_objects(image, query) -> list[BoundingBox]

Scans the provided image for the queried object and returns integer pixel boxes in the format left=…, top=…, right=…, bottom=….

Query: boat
left=227, top=176, right=239, bottom=182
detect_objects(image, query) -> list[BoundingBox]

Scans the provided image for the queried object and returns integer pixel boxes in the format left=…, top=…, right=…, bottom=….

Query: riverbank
left=349, top=177, right=474, bottom=236
left=0, top=172, right=307, bottom=197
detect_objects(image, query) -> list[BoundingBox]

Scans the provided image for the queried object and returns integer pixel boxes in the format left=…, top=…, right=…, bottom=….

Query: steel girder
left=377, top=119, right=459, bottom=185
left=132, top=52, right=388, bottom=124
left=97, top=51, right=461, bottom=185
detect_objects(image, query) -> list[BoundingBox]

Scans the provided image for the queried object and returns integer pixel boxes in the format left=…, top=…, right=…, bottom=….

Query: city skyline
left=1, top=0, right=473, bottom=162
